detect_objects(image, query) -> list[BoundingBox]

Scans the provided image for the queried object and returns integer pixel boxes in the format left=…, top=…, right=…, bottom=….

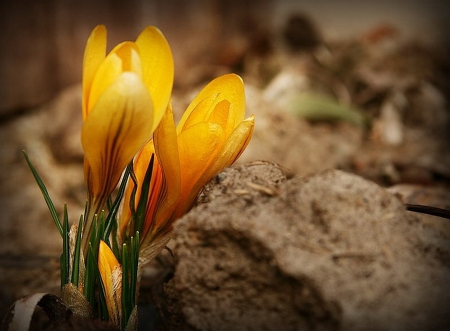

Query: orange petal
left=143, top=103, right=181, bottom=237
left=117, top=140, right=155, bottom=241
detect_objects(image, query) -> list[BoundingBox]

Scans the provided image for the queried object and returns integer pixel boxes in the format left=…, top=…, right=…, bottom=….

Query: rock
left=166, top=163, right=450, bottom=331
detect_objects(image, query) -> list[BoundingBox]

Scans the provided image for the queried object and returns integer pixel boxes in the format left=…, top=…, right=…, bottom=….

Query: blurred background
left=1, top=0, right=449, bottom=114
left=1, top=0, right=450, bottom=320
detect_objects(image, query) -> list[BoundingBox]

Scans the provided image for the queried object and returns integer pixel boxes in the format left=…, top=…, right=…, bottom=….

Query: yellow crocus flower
left=119, top=74, right=254, bottom=262
left=98, top=240, right=122, bottom=327
left=80, top=25, right=174, bottom=251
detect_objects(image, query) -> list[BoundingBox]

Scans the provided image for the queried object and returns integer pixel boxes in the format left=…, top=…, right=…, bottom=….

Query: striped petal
left=117, top=141, right=155, bottom=241
left=82, top=72, right=154, bottom=202
left=142, top=103, right=181, bottom=238
left=136, top=26, right=174, bottom=133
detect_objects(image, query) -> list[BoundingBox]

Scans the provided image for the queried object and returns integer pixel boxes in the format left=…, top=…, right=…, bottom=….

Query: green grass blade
left=104, top=163, right=133, bottom=240
left=98, top=272, right=109, bottom=321
left=59, top=254, right=66, bottom=289
left=23, top=151, right=63, bottom=236
left=84, top=217, right=98, bottom=307
left=130, top=232, right=139, bottom=309
left=134, top=154, right=154, bottom=234
left=62, top=204, right=70, bottom=285
left=84, top=242, right=96, bottom=309
left=121, top=243, right=130, bottom=330
left=71, top=215, right=83, bottom=287
left=111, top=220, right=121, bottom=263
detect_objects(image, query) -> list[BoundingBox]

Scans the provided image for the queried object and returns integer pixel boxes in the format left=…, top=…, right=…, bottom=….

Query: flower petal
left=82, top=25, right=107, bottom=120
left=176, top=122, right=224, bottom=215
left=180, top=93, right=219, bottom=132
left=147, top=103, right=181, bottom=231
left=117, top=141, right=155, bottom=241
left=207, top=99, right=231, bottom=131
left=98, top=240, right=122, bottom=327
left=176, top=116, right=254, bottom=218
left=212, top=115, right=255, bottom=172
left=82, top=72, right=154, bottom=200
left=135, top=26, right=174, bottom=132
left=177, top=74, right=245, bottom=134
left=88, top=42, right=142, bottom=114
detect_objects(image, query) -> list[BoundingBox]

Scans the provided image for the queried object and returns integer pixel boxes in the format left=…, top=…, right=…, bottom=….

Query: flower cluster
left=25, top=24, right=254, bottom=330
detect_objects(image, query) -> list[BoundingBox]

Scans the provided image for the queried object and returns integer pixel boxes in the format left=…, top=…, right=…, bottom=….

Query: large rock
left=166, top=163, right=450, bottom=331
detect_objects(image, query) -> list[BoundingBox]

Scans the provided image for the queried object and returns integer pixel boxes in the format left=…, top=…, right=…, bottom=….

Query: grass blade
left=130, top=232, right=139, bottom=309
left=121, top=243, right=130, bottom=330
left=134, top=154, right=154, bottom=234
left=71, top=215, right=83, bottom=287
left=104, top=163, right=133, bottom=240
left=62, top=204, right=70, bottom=286
left=23, top=151, right=63, bottom=236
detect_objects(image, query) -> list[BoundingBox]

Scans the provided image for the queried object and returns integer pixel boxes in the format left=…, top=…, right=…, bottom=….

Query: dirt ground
left=1, top=13, right=450, bottom=331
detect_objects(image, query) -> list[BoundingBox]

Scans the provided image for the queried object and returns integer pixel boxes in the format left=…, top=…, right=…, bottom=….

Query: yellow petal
left=135, top=26, right=174, bottom=132
left=207, top=99, right=231, bottom=131
left=82, top=25, right=107, bottom=120
left=180, top=93, right=220, bottom=132
left=88, top=42, right=142, bottom=114
left=81, top=72, right=154, bottom=200
left=153, top=103, right=181, bottom=210
left=117, top=141, right=155, bottom=240
left=177, top=74, right=245, bottom=134
left=176, top=122, right=224, bottom=213
left=98, top=240, right=122, bottom=327
left=176, top=116, right=254, bottom=218
left=211, top=115, right=255, bottom=173
left=143, top=103, right=182, bottom=237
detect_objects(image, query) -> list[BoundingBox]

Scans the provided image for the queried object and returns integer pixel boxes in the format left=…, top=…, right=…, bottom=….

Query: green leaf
left=111, top=218, right=121, bottom=263
left=71, top=215, right=84, bottom=287
left=60, top=254, right=66, bottom=290
left=84, top=234, right=97, bottom=307
left=130, top=232, right=139, bottom=309
left=122, top=243, right=130, bottom=330
left=23, top=151, right=63, bottom=236
left=121, top=231, right=141, bottom=330
left=62, top=204, right=70, bottom=286
left=98, top=266, right=109, bottom=322
left=134, top=154, right=155, bottom=234
left=104, top=163, right=133, bottom=240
